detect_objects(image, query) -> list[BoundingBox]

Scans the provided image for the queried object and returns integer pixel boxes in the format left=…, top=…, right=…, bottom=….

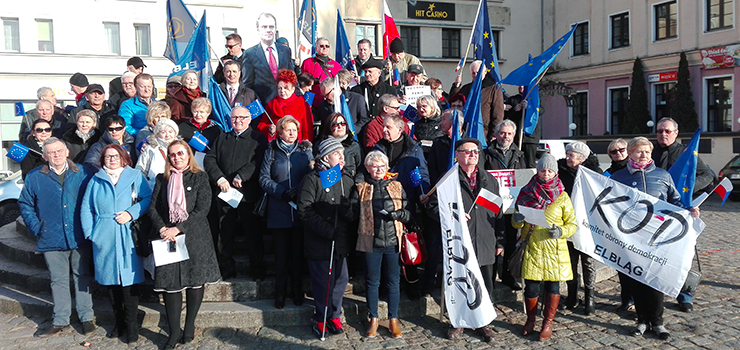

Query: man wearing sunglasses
left=243, top=13, right=296, bottom=105
left=214, top=33, right=246, bottom=84
left=300, top=37, right=341, bottom=107
left=84, top=116, right=136, bottom=169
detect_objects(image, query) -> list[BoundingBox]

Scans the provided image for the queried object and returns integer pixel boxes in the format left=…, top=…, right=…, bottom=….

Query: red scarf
left=516, top=174, right=564, bottom=210
left=264, top=94, right=314, bottom=142
left=184, top=87, right=202, bottom=101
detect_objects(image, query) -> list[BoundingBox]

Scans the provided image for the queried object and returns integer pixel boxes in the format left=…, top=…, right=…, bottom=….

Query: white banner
left=438, top=164, right=496, bottom=328
left=571, top=167, right=706, bottom=298
left=489, top=169, right=536, bottom=214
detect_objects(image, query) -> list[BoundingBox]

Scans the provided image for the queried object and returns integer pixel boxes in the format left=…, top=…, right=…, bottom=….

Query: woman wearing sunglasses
left=605, top=138, right=629, bottom=175
left=85, top=116, right=136, bottom=169
left=148, top=140, right=220, bottom=348
left=314, top=113, right=362, bottom=178
left=20, top=119, right=54, bottom=179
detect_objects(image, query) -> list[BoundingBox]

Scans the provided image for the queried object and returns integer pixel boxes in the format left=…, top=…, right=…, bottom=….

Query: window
left=355, top=24, right=378, bottom=56
left=492, top=30, right=501, bottom=59
left=221, top=27, right=237, bottom=55
left=36, top=19, right=53, bottom=52
left=572, top=22, right=589, bottom=56
left=707, top=0, right=734, bottom=31
left=655, top=1, right=677, bottom=40
left=442, top=28, right=460, bottom=58
left=707, top=77, right=733, bottom=132
left=104, top=22, right=121, bottom=55
left=610, top=13, right=630, bottom=49
left=134, top=24, right=151, bottom=56
left=654, top=82, right=675, bottom=121
left=571, top=92, right=588, bottom=136
left=400, top=26, right=420, bottom=57
left=2, top=18, right=19, bottom=52
left=609, top=88, right=629, bottom=134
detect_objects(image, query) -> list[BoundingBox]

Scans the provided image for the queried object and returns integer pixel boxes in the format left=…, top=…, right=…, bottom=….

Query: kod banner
left=571, top=167, right=705, bottom=298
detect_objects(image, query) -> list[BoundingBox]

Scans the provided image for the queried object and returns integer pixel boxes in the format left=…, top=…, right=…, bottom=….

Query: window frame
left=134, top=23, right=151, bottom=57
left=399, top=26, right=420, bottom=57
left=654, top=0, right=678, bottom=41
left=103, top=22, right=121, bottom=55
left=609, top=12, right=630, bottom=49
left=571, top=21, right=589, bottom=57
left=704, top=75, right=734, bottom=132
left=569, top=91, right=589, bottom=136
left=441, top=28, right=460, bottom=59
left=35, top=19, right=54, bottom=53
left=706, top=0, right=734, bottom=31
left=607, top=86, right=630, bottom=134
left=355, top=24, right=379, bottom=57
left=2, top=18, right=20, bottom=52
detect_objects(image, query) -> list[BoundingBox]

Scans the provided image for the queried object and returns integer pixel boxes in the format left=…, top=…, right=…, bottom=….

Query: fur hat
left=537, top=153, right=558, bottom=173
left=566, top=141, right=591, bottom=158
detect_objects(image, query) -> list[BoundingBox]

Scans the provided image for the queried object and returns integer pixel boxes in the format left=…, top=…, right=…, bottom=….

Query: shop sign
left=701, top=44, right=740, bottom=69
left=647, top=72, right=677, bottom=83
left=408, top=1, right=455, bottom=21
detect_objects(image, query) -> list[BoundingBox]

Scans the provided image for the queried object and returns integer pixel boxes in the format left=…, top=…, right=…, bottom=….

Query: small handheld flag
left=188, top=131, right=210, bottom=152
left=454, top=58, right=464, bottom=72
left=246, top=100, right=266, bottom=117
left=409, top=167, right=422, bottom=187
left=6, top=142, right=30, bottom=163
left=303, top=91, right=315, bottom=105
left=714, top=177, right=733, bottom=206
left=403, top=105, right=419, bottom=123
left=320, top=163, right=342, bottom=189
left=472, top=188, right=503, bottom=215
left=14, top=102, right=25, bottom=117
left=393, top=69, right=401, bottom=86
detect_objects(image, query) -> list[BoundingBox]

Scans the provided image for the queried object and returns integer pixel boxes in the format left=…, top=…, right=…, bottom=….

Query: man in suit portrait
left=242, top=13, right=296, bottom=106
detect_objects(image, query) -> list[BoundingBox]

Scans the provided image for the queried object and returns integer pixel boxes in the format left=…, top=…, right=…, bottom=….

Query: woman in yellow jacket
left=512, top=154, right=577, bottom=341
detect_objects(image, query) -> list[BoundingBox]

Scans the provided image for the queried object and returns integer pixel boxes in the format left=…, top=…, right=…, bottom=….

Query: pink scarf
left=628, top=158, right=654, bottom=170
left=167, top=167, right=189, bottom=223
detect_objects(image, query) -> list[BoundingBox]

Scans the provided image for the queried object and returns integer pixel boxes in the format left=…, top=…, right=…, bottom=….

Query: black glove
left=287, top=187, right=299, bottom=201
left=512, top=212, right=525, bottom=224
left=548, top=224, right=562, bottom=239
left=388, top=209, right=404, bottom=221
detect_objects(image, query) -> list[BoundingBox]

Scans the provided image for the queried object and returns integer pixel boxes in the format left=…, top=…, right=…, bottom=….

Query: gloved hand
left=512, top=212, right=525, bottom=224
left=548, top=224, right=562, bottom=239
left=387, top=209, right=404, bottom=221
left=286, top=187, right=299, bottom=201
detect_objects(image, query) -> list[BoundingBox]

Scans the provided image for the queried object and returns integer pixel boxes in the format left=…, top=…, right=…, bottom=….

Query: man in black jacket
left=68, top=84, right=117, bottom=126
left=351, top=59, right=397, bottom=117
left=215, top=33, right=246, bottom=84
left=204, top=106, right=268, bottom=280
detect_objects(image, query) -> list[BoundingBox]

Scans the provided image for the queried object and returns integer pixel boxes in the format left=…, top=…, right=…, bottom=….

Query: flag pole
left=516, top=67, right=549, bottom=149
left=456, top=0, right=483, bottom=75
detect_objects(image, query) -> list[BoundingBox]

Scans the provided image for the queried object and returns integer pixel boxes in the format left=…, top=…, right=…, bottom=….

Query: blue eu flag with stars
left=320, top=163, right=342, bottom=189
left=409, top=167, right=423, bottom=187
left=470, top=0, right=501, bottom=83
left=6, top=142, right=29, bottom=163
left=668, top=127, right=701, bottom=207
left=14, top=102, right=25, bottom=117
left=247, top=99, right=266, bottom=117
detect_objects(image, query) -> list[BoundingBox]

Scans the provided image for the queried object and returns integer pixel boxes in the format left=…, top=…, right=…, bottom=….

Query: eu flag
left=522, top=84, right=539, bottom=135
left=470, top=0, right=501, bottom=83
left=6, top=142, right=29, bottom=163
left=303, top=91, right=315, bottom=105
left=409, top=167, right=423, bottom=187
left=14, top=102, right=25, bottom=117
left=403, top=105, right=419, bottom=123
left=171, top=12, right=210, bottom=94
left=462, top=59, right=488, bottom=148
left=164, top=0, right=196, bottom=63
left=501, top=24, right=578, bottom=87
left=448, top=110, right=461, bottom=170
left=208, top=77, right=233, bottom=132
left=188, top=131, right=210, bottom=152
left=320, top=163, right=342, bottom=189
left=335, top=10, right=354, bottom=71
left=247, top=99, right=266, bottom=117
left=668, top=127, right=701, bottom=207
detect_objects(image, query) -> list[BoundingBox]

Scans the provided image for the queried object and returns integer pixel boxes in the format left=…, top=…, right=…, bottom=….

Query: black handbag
left=508, top=225, right=534, bottom=280
left=253, top=192, right=268, bottom=218
left=681, top=246, right=702, bottom=293
left=130, top=183, right=152, bottom=257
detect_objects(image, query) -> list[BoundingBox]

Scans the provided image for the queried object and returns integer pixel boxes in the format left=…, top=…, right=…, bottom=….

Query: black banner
left=407, top=1, right=455, bottom=21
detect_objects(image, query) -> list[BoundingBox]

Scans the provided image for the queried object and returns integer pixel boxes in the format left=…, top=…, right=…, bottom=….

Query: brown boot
left=539, top=293, right=560, bottom=341
left=366, top=317, right=378, bottom=338
left=388, top=318, right=402, bottom=338
left=522, top=297, right=538, bottom=335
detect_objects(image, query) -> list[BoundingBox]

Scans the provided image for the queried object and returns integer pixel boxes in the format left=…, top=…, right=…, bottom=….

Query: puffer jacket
left=259, top=139, right=314, bottom=229
left=512, top=192, right=576, bottom=282
left=610, top=162, right=683, bottom=206
left=413, top=114, right=444, bottom=142
left=351, top=177, right=410, bottom=251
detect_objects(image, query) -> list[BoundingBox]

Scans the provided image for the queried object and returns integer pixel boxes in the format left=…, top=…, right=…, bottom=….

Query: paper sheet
left=194, top=152, right=206, bottom=169
left=151, top=235, right=189, bottom=267
left=518, top=206, right=550, bottom=228
left=218, top=187, right=243, bottom=208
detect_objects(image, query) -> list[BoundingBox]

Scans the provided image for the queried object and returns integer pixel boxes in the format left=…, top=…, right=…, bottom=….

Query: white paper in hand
left=218, top=187, right=243, bottom=208
left=151, top=235, right=189, bottom=267
left=518, top=206, right=550, bottom=228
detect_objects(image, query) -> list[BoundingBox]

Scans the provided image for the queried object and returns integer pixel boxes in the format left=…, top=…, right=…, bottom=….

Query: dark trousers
left=567, top=241, right=596, bottom=289
left=522, top=142, right=537, bottom=168
left=107, top=285, right=139, bottom=327
left=272, top=227, right=305, bottom=299
left=421, top=222, right=442, bottom=294
left=365, top=246, right=400, bottom=319
left=617, top=272, right=633, bottom=305
left=479, top=264, right=495, bottom=304
left=308, top=257, right=349, bottom=322
left=524, top=280, right=560, bottom=299
left=627, top=277, right=664, bottom=326
left=494, top=215, right=518, bottom=284
left=216, top=200, right=264, bottom=276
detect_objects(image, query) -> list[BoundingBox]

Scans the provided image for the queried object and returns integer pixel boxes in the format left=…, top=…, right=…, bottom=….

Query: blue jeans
left=524, top=280, right=560, bottom=299
left=44, top=247, right=94, bottom=326
left=365, top=246, right=400, bottom=319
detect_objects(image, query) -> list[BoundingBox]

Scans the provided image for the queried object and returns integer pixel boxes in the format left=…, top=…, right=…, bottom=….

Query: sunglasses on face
left=34, top=127, right=52, bottom=133
left=108, top=126, right=124, bottom=132
left=168, top=149, right=188, bottom=159
left=331, top=121, right=347, bottom=128
left=609, top=147, right=626, bottom=155
left=318, top=44, right=330, bottom=48
left=225, top=44, right=239, bottom=49
left=456, top=149, right=479, bottom=155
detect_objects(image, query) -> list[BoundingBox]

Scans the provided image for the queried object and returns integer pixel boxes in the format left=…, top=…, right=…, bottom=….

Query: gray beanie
left=537, top=154, right=558, bottom=173
left=566, top=141, right=590, bottom=158
left=316, top=137, right=343, bottom=160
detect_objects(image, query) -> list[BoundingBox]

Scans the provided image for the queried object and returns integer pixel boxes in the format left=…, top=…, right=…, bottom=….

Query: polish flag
left=474, top=188, right=503, bottom=214
left=714, top=177, right=734, bottom=206
left=382, top=0, right=400, bottom=59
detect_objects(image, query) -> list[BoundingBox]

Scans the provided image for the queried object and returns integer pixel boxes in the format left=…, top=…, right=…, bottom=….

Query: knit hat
left=69, top=73, right=89, bottom=87
left=537, top=154, right=558, bottom=173
left=316, top=137, right=343, bottom=160
left=390, top=38, right=404, bottom=53
left=154, top=118, right=179, bottom=136
left=566, top=141, right=591, bottom=158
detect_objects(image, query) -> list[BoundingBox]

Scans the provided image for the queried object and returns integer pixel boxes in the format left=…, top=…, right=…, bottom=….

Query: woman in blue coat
left=81, top=143, right=151, bottom=343
left=259, top=115, right=313, bottom=309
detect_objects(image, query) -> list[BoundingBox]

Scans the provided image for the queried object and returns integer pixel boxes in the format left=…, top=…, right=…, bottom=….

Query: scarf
left=103, top=166, right=125, bottom=185
left=628, top=158, right=654, bottom=170
left=266, top=94, right=311, bottom=141
left=168, top=167, right=189, bottom=223
left=191, top=119, right=212, bottom=131
left=184, top=87, right=202, bottom=101
left=76, top=129, right=96, bottom=143
left=334, top=134, right=349, bottom=143
left=517, top=174, right=564, bottom=210
left=462, top=167, right=478, bottom=191
left=277, top=137, right=297, bottom=154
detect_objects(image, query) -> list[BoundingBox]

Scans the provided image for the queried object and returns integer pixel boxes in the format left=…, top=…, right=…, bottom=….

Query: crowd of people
left=14, top=11, right=708, bottom=349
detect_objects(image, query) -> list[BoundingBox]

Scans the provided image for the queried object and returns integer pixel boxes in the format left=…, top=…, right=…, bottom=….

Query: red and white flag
left=714, top=177, right=733, bottom=205
left=382, top=0, right=400, bottom=59
left=475, top=188, right=503, bottom=214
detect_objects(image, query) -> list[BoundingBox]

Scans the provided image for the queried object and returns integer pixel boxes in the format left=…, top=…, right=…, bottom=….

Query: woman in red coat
left=258, top=69, right=313, bottom=143
left=166, top=70, right=206, bottom=124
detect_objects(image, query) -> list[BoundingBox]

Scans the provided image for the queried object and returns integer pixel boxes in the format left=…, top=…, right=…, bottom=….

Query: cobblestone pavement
left=1, top=196, right=738, bottom=350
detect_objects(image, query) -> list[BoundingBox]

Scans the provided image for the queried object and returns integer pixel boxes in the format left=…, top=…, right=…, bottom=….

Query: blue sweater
left=118, top=96, right=150, bottom=136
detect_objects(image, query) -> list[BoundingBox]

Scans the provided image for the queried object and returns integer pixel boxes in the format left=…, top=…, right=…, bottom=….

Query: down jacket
left=512, top=192, right=576, bottom=282
left=259, top=139, right=314, bottom=229
left=610, top=162, right=682, bottom=206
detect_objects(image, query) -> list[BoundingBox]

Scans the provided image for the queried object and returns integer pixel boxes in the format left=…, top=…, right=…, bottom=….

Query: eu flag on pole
left=332, top=76, right=357, bottom=140
left=297, top=0, right=317, bottom=61
left=448, top=110, right=461, bottom=170
left=501, top=24, right=578, bottom=87
left=6, top=142, right=29, bottom=163
left=409, top=167, right=423, bottom=187
left=14, top=102, right=25, bottom=117
left=668, top=127, right=701, bottom=207
left=462, top=59, right=488, bottom=148
left=164, top=0, right=196, bottom=63
left=403, top=105, right=419, bottom=123
left=207, top=76, right=233, bottom=132
left=470, top=0, right=501, bottom=83
left=188, top=131, right=210, bottom=152
left=171, top=12, right=210, bottom=94
left=335, top=10, right=354, bottom=71
left=246, top=99, right=266, bottom=117
left=320, top=163, right=342, bottom=189
left=522, top=84, right=539, bottom=135
left=303, top=91, right=315, bottom=105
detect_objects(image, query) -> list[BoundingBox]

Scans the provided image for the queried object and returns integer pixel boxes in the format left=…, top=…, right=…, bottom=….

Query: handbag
left=681, top=246, right=702, bottom=293
left=400, top=226, right=427, bottom=266
left=253, top=192, right=268, bottom=218
left=508, top=225, right=534, bottom=280
left=130, top=183, right=152, bottom=257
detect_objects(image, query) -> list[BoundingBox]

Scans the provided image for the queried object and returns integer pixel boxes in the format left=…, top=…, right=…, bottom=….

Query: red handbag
left=400, top=229, right=427, bottom=266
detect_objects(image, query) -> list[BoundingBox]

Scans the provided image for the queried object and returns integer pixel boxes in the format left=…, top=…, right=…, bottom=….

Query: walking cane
left=320, top=179, right=344, bottom=341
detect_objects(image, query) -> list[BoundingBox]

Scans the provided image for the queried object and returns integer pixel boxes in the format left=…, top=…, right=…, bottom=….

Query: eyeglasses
left=318, top=44, right=330, bottom=48
left=609, top=147, right=626, bottom=155
left=322, top=88, right=334, bottom=98
left=108, top=126, right=124, bottom=132
left=168, top=149, right=188, bottom=159
left=104, top=154, right=120, bottom=160
left=331, top=121, right=347, bottom=128
left=657, top=129, right=675, bottom=134
left=368, top=165, right=386, bottom=170
left=232, top=115, right=250, bottom=119
left=387, top=105, right=400, bottom=110
left=34, top=127, right=52, bottom=133
left=456, top=149, right=479, bottom=155
left=225, top=44, right=239, bottom=49
left=45, top=149, right=65, bottom=156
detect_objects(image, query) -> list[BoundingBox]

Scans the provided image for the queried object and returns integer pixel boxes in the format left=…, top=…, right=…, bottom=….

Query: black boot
left=561, top=280, right=580, bottom=310
left=122, top=286, right=139, bottom=343
left=584, top=288, right=595, bottom=316
left=107, top=287, right=126, bottom=339
left=182, top=287, right=204, bottom=343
